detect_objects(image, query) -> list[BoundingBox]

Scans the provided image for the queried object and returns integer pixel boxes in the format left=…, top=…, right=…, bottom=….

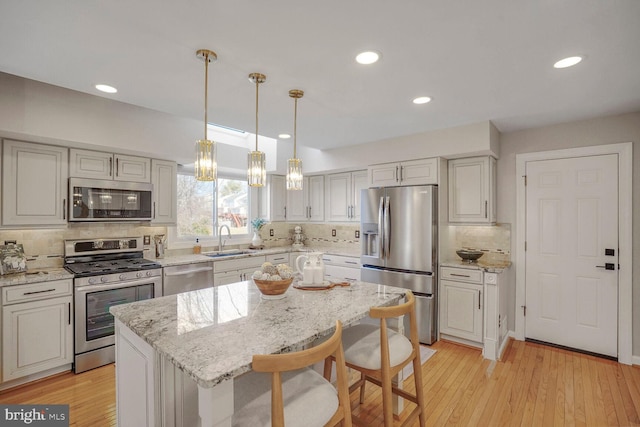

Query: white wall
left=498, top=112, right=640, bottom=356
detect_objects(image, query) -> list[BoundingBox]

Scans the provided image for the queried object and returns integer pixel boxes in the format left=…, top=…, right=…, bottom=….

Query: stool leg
left=323, top=358, right=333, bottom=380
left=359, top=372, right=366, bottom=404
left=413, top=351, right=426, bottom=427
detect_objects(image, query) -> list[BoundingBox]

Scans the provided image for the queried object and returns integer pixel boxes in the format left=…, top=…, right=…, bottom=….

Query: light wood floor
left=1, top=339, right=640, bottom=426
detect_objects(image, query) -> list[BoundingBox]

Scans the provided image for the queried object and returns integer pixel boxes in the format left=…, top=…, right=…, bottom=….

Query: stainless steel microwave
left=69, top=178, right=153, bottom=222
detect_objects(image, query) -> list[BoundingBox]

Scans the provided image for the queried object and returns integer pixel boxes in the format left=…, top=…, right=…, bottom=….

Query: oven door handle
left=75, top=277, right=159, bottom=293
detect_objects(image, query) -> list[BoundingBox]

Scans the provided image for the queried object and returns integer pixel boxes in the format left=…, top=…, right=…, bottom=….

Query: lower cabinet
left=213, top=256, right=265, bottom=286
left=2, top=279, right=73, bottom=383
left=439, top=267, right=483, bottom=344
left=322, top=254, right=361, bottom=282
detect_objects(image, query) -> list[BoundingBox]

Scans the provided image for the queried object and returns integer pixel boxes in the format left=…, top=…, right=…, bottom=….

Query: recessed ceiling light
left=278, top=134, right=291, bottom=139
left=412, top=96, right=432, bottom=105
left=356, top=51, right=380, bottom=65
left=95, top=84, right=118, bottom=93
left=553, top=56, right=583, bottom=69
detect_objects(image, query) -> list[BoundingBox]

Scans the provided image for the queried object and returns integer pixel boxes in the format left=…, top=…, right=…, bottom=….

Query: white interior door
left=525, top=154, right=618, bottom=357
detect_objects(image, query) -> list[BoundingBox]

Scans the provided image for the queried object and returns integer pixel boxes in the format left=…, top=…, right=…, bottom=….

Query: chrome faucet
left=218, top=224, right=231, bottom=250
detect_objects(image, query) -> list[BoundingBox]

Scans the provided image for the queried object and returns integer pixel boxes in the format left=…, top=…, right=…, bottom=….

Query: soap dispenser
left=193, top=238, right=202, bottom=254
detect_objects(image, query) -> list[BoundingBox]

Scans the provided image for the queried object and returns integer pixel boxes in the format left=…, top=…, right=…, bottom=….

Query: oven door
left=74, top=276, right=161, bottom=354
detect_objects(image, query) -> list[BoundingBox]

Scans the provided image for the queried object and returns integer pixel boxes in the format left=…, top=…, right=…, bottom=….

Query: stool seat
left=233, top=368, right=338, bottom=427
left=342, top=323, right=413, bottom=370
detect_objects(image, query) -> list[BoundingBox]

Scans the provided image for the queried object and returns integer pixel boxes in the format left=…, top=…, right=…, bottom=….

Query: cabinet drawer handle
left=62, top=199, right=66, bottom=220
left=109, top=157, right=113, bottom=177
left=345, top=261, right=358, bottom=265
left=450, top=273, right=471, bottom=278
left=23, top=288, right=57, bottom=296
left=68, top=302, right=71, bottom=325
left=478, top=290, right=482, bottom=309
left=115, top=158, right=119, bottom=177
left=485, top=200, right=488, bottom=218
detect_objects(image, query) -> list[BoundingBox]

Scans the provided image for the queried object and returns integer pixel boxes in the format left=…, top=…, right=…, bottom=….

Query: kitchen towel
left=402, top=346, right=436, bottom=379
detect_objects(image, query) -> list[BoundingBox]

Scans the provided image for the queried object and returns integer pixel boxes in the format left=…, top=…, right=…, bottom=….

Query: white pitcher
left=296, top=252, right=325, bottom=284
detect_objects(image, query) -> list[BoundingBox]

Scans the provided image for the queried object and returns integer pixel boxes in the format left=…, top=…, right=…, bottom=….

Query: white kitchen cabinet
left=448, top=156, right=496, bottom=224
left=287, top=176, right=325, bottom=222
left=322, top=254, right=361, bottom=282
left=265, top=252, right=289, bottom=266
left=69, top=148, right=151, bottom=183
left=2, top=279, right=73, bottom=382
left=326, top=170, right=367, bottom=222
left=439, top=267, right=483, bottom=344
left=151, top=159, right=177, bottom=225
left=483, top=271, right=508, bottom=361
left=2, top=139, right=68, bottom=226
left=213, top=256, right=265, bottom=285
left=368, top=158, right=439, bottom=187
left=262, top=175, right=287, bottom=221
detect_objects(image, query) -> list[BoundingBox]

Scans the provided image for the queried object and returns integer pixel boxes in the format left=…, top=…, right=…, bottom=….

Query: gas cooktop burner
left=65, top=258, right=161, bottom=277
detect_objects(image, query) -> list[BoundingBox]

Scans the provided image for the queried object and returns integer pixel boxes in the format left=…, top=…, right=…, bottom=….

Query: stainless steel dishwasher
left=163, top=262, right=214, bottom=296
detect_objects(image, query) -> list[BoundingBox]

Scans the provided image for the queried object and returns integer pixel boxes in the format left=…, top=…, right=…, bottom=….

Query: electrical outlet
left=355, top=230, right=360, bottom=239
left=143, top=235, right=151, bottom=245
left=269, top=228, right=274, bottom=237
left=331, top=229, right=336, bottom=237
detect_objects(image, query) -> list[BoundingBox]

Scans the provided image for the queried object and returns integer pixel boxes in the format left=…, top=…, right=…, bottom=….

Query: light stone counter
left=110, top=280, right=405, bottom=426
left=0, top=268, right=73, bottom=287
left=153, top=246, right=359, bottom=267
left=110, top=280, right=404, bottom=388
left=440, top=259, right=511, bottom=273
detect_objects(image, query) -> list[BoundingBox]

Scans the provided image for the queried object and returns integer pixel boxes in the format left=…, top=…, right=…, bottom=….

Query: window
left=176, top=174, right=249, bottom=239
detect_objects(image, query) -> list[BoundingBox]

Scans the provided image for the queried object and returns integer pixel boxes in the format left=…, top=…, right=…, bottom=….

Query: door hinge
left=524, top=241, right=527, bottom=251
left=521, top=305, right=526, bottom=316
left=523, top=175, right=527, bottom=186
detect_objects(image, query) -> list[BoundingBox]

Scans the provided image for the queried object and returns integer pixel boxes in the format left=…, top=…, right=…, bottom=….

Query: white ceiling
left=1, top=0, right=639, bottom=151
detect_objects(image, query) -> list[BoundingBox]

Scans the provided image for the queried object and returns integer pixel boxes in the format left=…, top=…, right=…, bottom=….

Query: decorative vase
left=252, top=230, right=263, bottom=247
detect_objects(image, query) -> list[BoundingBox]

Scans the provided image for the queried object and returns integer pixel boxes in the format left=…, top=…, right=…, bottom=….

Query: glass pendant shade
left=287, top=89, right=304, bottom=190
left=195, top=49, right=218, bottom=181
left=248, top=73, right=266, bottom=187
left=286, top=158, right=303, bottom=190
left=248, top=150, right=266, bottom=187
left=195, top=138, right=216, bottom=181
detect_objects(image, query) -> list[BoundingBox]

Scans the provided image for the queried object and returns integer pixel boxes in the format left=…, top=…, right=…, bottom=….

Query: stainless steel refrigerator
left=360, top=185, right=437, bottom=344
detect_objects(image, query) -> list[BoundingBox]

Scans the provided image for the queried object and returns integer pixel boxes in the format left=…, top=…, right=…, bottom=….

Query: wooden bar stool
left=339, top=291, right=426, bottom=427
left=233, top=320, right=352, bottom=427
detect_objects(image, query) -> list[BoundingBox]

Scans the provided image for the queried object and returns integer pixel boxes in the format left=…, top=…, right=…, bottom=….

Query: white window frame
left=168, top=171, right=260, bottom=250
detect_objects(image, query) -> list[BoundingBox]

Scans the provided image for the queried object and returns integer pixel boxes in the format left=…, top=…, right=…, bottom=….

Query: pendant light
left=195, top=49, right=218, bottom=181
left=286, top=89, right=304, bottom=190
left=248, top=72, right=266, bottom=187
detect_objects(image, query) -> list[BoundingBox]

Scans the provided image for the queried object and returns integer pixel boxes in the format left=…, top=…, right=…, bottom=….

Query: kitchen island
left=110, top=280, right=406, bottom=427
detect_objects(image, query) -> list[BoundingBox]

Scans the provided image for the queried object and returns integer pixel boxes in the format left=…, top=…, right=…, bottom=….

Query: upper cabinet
left=262, top=175, right=287, bottom=221
left=2, top=140, right=68, bottom=226
left=151, top=159, right=177, bottom=225
left=368, top=158, right=439, bottom=187
left=69, top=148, right=151, bottom=183
left=448, top=156, right=496, bottom=224
left=286, top=176, right=325, bottom=222
left=326, top=170, right=367, bottom=222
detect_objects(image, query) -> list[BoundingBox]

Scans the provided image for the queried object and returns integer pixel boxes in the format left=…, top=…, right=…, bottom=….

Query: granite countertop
left=110, top=280, right=404, bottom=388
left=153, top=246, right=359, bottom=267
left=440, top=259, right=511, bottom=273
left=0, top=268, right=74, bottom=287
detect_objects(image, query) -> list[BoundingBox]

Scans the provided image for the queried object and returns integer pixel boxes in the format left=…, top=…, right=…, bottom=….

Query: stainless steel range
left=64, top=237, right=162, bottom=373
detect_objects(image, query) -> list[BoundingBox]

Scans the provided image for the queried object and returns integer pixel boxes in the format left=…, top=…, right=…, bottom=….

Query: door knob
left=596, top=263, right=616, bottom=270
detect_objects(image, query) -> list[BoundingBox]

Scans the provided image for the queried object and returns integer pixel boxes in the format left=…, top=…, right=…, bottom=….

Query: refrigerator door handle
left=378, top=196, right=385, bottom=258
left=384, top=196, right=391, bottom=259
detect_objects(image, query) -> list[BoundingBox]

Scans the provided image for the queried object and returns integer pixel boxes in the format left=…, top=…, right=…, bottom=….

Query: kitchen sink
left=204, top=249, right=256, bottom=258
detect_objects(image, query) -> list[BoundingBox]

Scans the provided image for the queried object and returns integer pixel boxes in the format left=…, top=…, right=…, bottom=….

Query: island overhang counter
left=110, top=280, right=407, bottom=427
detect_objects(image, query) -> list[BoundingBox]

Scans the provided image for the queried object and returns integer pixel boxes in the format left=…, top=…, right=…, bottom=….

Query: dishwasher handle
left=164, top=266, right=213, bottom=277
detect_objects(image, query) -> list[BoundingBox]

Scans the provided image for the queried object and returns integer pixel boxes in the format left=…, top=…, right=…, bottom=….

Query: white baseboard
left=632, top=354, right=640, bottom=366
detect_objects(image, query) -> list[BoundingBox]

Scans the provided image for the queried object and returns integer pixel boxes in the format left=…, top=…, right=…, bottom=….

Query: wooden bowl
left=456, top=249, right=484, bottom=262
left=253, top=278, right=293, bottom=297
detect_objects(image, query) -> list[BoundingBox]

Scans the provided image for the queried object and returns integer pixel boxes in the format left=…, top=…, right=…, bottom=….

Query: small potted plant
left=250, top=218, right=267, bottom=247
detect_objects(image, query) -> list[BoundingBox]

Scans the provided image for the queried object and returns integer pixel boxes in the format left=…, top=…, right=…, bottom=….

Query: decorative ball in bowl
left=253, top=278, right=293, bottom=299
left=252, top=262, right=295, bottom=299
left=456, top=249, right=484, bottom=263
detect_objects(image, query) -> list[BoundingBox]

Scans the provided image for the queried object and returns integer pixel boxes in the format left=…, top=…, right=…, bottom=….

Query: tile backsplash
left=1, top=224, right=167, bottom=269
left=443, top=224, right=511, bottom=264
left=259, top=222, right=360, bottom=254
